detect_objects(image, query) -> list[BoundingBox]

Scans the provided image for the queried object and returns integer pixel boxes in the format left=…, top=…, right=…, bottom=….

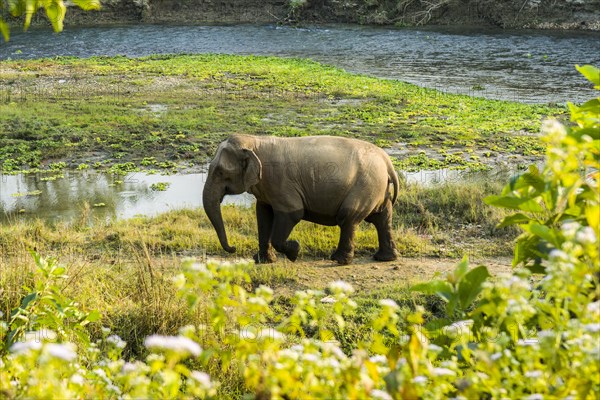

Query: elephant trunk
left=203, top=185, right=236, bottom=253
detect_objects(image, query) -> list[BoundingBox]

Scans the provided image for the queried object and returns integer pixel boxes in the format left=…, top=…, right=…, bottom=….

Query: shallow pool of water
left=0, top=166, right=520, bottom=223
left=0, top=170, right=254, bottom=223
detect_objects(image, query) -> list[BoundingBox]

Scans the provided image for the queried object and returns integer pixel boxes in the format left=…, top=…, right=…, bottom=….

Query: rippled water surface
left=1, top=24, right=598, bottom=103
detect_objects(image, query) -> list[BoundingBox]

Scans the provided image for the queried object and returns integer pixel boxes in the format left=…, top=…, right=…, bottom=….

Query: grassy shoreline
left=0, top=54, right=562, bottom=173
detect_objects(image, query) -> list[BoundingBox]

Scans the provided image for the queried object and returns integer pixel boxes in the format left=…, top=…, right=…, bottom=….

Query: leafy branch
left=0, top=0, right=101, bottom=42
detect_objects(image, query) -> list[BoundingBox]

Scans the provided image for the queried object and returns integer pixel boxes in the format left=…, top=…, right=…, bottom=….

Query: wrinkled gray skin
left=203, top=134, right=399, bottom=265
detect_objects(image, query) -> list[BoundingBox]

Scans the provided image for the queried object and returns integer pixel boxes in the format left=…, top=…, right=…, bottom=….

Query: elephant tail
left=387, top=159, right=399, bottom=205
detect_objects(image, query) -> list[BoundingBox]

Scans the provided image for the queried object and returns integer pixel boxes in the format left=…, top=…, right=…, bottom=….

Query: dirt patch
left=275, top=255, right=512, bottom=295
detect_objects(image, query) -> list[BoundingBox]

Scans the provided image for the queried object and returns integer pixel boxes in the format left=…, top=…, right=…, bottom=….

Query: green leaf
left=411, top=280, right=453, bottom=302
left=453, top=255, right=469, bottom=283
left=484, top=195, right=543, bottom=212
left=20, top=292, right=38, bottom=309
left=497, top=212, right=533, bottom=228
left=524, top=223, right=558, bottom=246
left=571, top=127, right=600, bottom=141
left=45, top=0, right=67, bottom=33
left=520, top=172, right=545, bottom=193
left=0, top=18, right=9, bottom=42
left=458, top=266, right=490, bottom=310
left=513, top=234, right=540, bottom=267
left=72, top=0, right=101, bottom=11
left=85, top=310, right=101, bottom=323
left=576, top=64, right=600, bottom=89
left=525, top=262, right=547, bottom=274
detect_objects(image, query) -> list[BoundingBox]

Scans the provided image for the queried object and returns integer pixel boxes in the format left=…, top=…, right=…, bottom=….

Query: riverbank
left=6, top=0, right=600, bottom=31
left=0, top=54, right=561, bottom=174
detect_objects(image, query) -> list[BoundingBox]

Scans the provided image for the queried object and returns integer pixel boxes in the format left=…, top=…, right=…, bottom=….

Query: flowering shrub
left=0, top=65, right=598, bottom=398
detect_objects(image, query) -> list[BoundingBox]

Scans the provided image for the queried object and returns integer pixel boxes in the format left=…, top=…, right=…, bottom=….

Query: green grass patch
left=0, top=54, right=562, bottom=172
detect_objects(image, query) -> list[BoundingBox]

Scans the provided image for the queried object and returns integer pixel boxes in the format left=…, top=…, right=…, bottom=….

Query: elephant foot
left=284, top=240, right=300, bottom=262
left=330, top=250, right=353, bottom=265
left=373, top=249, right=398, bottom=262
left=253, top=249, right=277, bottom=264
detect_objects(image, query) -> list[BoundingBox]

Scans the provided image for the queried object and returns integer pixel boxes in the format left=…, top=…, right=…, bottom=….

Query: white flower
left=328, top=280, right=354, bottom=294
left=587, top=301, right=600, bottom=316
left=549, top=249, right=569, bottom=262
left=190, top=371, right=212, bottom=388
left=248, top=297, right=269, bottom=307
left=106, top=335, right=126, bottom=349
left=541, top=119, right=567, bottom=138
left=327, top=357, right=341, bottom=369
left=370, top=389, right=393, bottom=400
left=46, top=343, right=77, bottom=362
left=576, top=227, right=597, bottom=245
left=144, top=335, right=201, bottom=356
left=517, top=338, right=539, bottom=347
left=122, top=362, right=138, bottom=373
left=490, top=352, right=502, bottom=361
left=322, top=342, right=346, bottom=359
left=70, top=374, right=85, bottom=385
left=413, top=375, right=428, bottom=384
left=525, top=395, right=544, bottom=400
left=107, top=384, right=122, bottom=395
left=302, top=353, right=319, bottom=363
left=278, top=349, right=300, bottom=361
left=290, top=344, right=304, bottom=353
left=428, top=344, right=443, bottom=354
left=379, top=299, right=400, bottom=310
left=369, top=355, right=387, bottom=365
left=537, top=330, right=555, bottom=339
left=431, top=367, right=457, bottom=377
left=320, top=296, right=336, bottom=304
left=525, top=370, right=543, bottom=378
left=10, top=341, right=42, bottom=354
left=101, top=327, right=111, bottom=335
left=561, top=222, right=580, bottom=238
left=584, top=323, right=600, bottom=333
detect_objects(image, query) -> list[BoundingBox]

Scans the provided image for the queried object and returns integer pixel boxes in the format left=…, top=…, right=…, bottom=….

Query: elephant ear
left=243, top=149, right=262, bottom=191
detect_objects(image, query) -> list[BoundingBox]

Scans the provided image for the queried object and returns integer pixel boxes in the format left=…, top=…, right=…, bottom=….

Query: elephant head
left=203, top=138, right=262, bottom=253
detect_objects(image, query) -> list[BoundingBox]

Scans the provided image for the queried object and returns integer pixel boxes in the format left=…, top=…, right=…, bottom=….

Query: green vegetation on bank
left=0, top=54, right=562, bottom=172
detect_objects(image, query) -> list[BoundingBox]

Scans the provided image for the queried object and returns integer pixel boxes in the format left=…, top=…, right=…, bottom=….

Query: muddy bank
left=7, top=0, right=600, bottom=31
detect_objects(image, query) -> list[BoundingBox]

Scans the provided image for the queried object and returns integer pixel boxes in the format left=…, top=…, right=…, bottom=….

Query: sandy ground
left=273, top=256, right=513, bottom=294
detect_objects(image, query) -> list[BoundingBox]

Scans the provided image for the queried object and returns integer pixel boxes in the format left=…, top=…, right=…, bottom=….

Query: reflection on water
left=1, top=166, right=522, bottom=223
left=0, top=170, right=254, bottom=223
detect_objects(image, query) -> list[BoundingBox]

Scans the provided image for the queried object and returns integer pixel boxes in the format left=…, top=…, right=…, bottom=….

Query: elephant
left=202, top=134, right=399, bottom=265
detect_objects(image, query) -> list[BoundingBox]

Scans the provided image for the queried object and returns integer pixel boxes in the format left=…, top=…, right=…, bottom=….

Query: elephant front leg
left=270, top=211, right=301, bottom=262
left=254, top=202, right=277, bottom=264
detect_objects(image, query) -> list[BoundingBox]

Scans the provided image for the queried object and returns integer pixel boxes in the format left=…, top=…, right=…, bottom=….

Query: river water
left=1, top=24, right=599, bottom=104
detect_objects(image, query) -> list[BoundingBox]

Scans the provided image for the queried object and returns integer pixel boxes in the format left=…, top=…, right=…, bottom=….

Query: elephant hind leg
left=254, top=202, right=277, bottom=264
left=331, top=207, right=369, bottom=265
left=365, top=200, right=398, bottom=262
left=330, top=221, right=357, bottom=265
left=271, top=211, right=302, bottom=262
